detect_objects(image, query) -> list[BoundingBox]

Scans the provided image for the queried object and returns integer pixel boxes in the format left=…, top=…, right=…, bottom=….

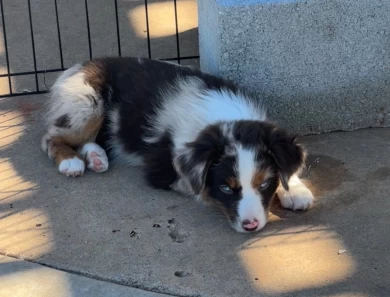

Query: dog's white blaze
left=236, top=148, right=267, bottom=231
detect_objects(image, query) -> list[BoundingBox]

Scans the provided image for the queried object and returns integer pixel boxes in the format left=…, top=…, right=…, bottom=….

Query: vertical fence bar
left=27, top=0, right=39, bottom=92
left=144, top=0, right=151, bottom=58
left=114, top=0, right=121, bottom=56
left=54, top=0, right=64, bottom=69
left=173, top=0, right=180, bottom=64
left=85, top=0, right=92, bottom=60
left=0, top=0, right=12, bottom=95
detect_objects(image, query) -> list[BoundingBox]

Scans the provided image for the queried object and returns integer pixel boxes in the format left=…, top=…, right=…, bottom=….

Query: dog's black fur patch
left=54, top=114, right=71, bottom=128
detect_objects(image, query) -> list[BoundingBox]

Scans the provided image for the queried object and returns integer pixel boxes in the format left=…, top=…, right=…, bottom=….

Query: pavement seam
left=0, top=252, right=201, bottom=297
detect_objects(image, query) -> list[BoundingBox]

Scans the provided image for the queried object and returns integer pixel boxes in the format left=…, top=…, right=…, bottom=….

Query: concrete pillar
left=198, top=0, right=390, bottom=134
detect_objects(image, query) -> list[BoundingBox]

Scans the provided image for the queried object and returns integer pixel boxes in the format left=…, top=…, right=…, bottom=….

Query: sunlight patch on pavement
left=0, top=76, right=11, bottom=94
left=0, top=159, right=51, bottom=259
left=0, top=256, right=71, bottom=297
left=239, top=225, right=356, bottom=294
left=0, top=110, right=27, bottom=150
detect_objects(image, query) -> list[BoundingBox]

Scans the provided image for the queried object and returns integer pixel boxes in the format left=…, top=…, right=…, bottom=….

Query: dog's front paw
left=59, top=156, right=85, bottom=177
left=277, top=182, right=314, bottom=211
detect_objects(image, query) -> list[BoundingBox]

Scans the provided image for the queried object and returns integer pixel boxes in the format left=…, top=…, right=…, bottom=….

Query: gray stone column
left=197, top=0, right=390, bottom=134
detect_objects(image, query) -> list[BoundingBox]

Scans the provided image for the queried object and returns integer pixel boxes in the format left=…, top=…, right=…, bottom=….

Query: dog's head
left=173, top=120, right=306, bottom=233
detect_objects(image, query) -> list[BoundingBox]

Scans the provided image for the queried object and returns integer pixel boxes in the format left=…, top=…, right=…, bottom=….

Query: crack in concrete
left=0, top=251, right=201, bottom=297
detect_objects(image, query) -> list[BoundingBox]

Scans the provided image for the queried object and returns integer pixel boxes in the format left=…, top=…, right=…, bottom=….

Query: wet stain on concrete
left=302, top=154, right=356, bottom=196
left=318, top=189, right=362, bottom=211
left=271, top=154, right=358, bottom=218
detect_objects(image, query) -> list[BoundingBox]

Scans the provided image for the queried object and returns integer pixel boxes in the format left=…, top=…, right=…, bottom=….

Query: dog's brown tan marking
left=71, top=114, right=104, bottom=143
left=47, top=136, right=81, bottom=165
left=227, top=177, right=240, bottom=190
left=43, top=114, right=103, bottom=165
left=252, top=168, right=273, bottom=189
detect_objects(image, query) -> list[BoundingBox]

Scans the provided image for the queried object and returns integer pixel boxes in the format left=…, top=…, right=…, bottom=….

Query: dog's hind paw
left=59, top=156, right=85, bottom=177
left=81, top=143, right=109, bottom=173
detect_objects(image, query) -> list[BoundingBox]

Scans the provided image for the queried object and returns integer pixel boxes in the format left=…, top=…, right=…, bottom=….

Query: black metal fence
left=0, top=0, right=199, bottom=98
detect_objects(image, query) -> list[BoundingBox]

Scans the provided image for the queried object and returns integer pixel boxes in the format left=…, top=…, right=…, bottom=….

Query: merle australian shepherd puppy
left=42, top=57, right=314, bottom=233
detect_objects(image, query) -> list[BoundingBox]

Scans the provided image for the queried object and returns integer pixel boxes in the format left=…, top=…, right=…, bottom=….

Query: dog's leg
left=80, top=142, right=109, bottom=173
left=41, top=64, right=105, bottom=176
left=42, top=114, right=103, bottom=176
left=43, top=134, right=85, bottom=177
left=276, top=174, right=314, bottom=210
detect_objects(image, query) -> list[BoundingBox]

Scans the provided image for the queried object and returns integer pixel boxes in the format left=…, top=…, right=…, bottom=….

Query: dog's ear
left=267, top=127, right=306, bottom=191
left=173, top=125, right=225, bottom=195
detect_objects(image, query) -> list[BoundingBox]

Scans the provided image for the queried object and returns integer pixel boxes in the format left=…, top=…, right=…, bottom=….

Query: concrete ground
left=0, top=255, right=171, bottom=297
left=1, top=94, right=390, bottom=297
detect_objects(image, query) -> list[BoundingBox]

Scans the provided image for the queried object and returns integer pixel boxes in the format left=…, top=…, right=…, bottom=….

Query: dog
left=41, top=57, right=314, bottom=233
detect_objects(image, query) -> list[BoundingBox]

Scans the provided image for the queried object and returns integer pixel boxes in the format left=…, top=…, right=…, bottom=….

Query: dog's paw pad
left=87, top=152, right=108, bottom=172
left=81, top=143, right=109, bottom=173
left=59, top=157, right=85, bottom=177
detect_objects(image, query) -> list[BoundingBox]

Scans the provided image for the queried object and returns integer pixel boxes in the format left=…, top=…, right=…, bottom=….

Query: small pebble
left=112, top=229, right=121, bottom=233
left=36, top=224, right=42, bottom=227
left=153, top=224, right=161, bottom=228
left=168, top=218, right=175, bottom=224
left=338, top=249, right=347, bottom=255
left=130, top=231, right=137, bottom=237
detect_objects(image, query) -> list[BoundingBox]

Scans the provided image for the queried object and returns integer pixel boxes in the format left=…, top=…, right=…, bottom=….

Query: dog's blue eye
left=220, top=185, right=233, bottom=194
left=259, top=181, right=269, bottom=189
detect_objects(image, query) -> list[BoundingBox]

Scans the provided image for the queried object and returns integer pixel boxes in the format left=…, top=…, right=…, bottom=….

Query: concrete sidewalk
left=0, top=255, right=172, bottom=297
left=0, top=94, right=389, bottom=296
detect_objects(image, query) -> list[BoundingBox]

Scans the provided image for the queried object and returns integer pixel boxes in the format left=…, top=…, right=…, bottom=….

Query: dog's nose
left=242, top=219, right=259, bottom=232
